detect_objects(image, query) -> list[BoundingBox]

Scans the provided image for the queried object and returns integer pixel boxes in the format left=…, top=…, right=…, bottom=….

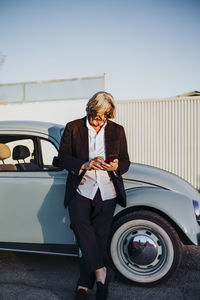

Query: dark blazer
left=54, top=116, right=130, bottom=207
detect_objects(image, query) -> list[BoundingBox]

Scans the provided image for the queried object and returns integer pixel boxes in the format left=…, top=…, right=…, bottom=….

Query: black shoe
left=96, top=269, right=109, bottom=300
left=75, top=288, right=88, bottom=300
left=96, top=281, right=108, bottom=300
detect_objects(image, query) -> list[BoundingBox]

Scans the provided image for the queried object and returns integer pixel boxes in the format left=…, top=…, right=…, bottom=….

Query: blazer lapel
left=105, top=120, right=114, bottom=156
left=79, top=117, right=89, bottom=161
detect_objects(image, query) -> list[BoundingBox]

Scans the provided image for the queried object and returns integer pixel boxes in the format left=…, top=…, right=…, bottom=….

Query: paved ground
left=0, top=245, right=200, bottom=300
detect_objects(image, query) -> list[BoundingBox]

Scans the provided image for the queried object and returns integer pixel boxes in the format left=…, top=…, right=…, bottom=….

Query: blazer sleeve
left=53, top=123, right=85, bottom=175
left=117, top=126, right=130, bottom=176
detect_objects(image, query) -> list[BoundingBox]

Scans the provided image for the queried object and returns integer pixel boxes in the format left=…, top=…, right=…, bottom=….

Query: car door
left=0, top=131, right=75, bottom=246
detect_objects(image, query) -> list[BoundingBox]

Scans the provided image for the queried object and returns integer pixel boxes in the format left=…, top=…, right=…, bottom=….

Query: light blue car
left=0, top=120, right=199, bottom=285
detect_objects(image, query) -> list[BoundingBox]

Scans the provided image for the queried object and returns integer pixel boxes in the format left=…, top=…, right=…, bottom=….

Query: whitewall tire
left=108, top=210, right=182, bottom=285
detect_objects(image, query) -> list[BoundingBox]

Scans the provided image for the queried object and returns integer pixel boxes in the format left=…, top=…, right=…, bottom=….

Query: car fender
left=114, top=187, right=200, bottom=245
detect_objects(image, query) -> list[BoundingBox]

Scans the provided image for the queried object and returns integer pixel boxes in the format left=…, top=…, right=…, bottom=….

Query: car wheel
left=108, top=210, right=182, bottom=285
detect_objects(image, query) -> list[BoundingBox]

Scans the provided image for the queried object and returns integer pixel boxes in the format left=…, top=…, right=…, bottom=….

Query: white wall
left=0, top=99, right=88, bottom=125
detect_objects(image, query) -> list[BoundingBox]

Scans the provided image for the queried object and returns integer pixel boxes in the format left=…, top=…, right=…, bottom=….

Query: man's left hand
left=101, top=159, right=119, bottom=171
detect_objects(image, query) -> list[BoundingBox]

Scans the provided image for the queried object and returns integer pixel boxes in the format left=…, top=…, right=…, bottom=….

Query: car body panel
left=114, top=187, right=200, bottom=245
left=0, top=169, right=75, bottom=244
left=0, top=121, right=75, bottom=246
left=0, top=121, right=62, bottom=148
left=123, top=164, right=200, bottom=202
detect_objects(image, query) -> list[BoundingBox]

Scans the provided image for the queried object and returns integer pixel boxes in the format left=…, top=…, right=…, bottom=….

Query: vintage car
left=0, top=120, right=199, bottom=286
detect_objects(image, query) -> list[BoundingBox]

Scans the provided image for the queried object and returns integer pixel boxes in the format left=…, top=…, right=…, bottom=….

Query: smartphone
left=105, top=154, right=118, bottom=163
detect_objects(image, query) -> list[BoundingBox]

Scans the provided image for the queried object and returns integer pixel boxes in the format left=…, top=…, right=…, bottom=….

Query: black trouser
left=68, top=189, right=116, bottom=289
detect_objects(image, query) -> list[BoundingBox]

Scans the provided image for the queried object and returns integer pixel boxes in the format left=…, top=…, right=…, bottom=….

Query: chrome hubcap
left=118, top=226, right=167, bottom=274
left=127, top=234, right=158, bottom=265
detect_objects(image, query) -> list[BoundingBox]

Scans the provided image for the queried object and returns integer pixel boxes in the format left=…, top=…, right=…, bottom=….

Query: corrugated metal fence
left=116, top=97, right=200, bottom=190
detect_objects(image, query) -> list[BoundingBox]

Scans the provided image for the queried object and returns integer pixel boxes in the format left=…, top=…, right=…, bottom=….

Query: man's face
left=90, top=113, right=107, bottom=127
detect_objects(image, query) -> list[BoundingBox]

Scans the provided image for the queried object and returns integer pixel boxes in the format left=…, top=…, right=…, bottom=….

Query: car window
left=0, top=135, right=39, bottom=172
left=40, top=138, right=58, bottom=170
left=0, top=135, right=60, bottom=172
left=6, top=139, right=34, bottom=164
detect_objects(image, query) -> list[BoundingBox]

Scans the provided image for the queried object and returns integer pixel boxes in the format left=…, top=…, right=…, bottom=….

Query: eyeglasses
left=93, top=113, right=110, bottom=122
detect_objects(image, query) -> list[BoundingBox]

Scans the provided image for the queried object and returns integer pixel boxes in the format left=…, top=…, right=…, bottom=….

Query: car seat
left=12, top=145, right=41, bottom=171
left=0, top=143, right=17, bottom=171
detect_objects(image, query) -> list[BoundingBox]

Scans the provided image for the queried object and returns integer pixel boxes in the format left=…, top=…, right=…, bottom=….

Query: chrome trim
left=123, top=178, right=169, bottom=190
left=0, top=247, right=79, bottom=257
left=192, top=200, right=200, bottom=225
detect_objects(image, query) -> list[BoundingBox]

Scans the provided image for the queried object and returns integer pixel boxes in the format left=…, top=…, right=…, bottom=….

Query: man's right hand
left=81, top=157, right=104, bottom=170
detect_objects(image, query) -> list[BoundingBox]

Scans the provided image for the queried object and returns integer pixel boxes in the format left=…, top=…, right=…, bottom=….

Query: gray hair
left=86, top=91, right=116, bottom=119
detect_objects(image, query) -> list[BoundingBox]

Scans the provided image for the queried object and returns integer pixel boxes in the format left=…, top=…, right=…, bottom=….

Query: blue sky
left=0, top=0, right=199, bottom=100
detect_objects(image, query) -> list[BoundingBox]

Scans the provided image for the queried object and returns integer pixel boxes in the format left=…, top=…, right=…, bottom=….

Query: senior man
left=55, top=91, right=130, bottom=300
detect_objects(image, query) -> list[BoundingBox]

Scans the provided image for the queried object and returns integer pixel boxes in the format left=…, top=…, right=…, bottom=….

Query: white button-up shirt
left=77, top=118, right=117, bottom=200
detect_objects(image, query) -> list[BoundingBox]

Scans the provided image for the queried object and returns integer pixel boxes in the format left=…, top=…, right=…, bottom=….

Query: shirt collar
left=86, top=117, right=107, bottom=133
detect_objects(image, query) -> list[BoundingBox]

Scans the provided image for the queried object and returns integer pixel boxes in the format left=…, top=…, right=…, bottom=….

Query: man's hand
left=81, top=157, right=105, bottom=170
left=81, top=157, right=119, bottom=171
left=101, top=159, right=119, bottom=171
